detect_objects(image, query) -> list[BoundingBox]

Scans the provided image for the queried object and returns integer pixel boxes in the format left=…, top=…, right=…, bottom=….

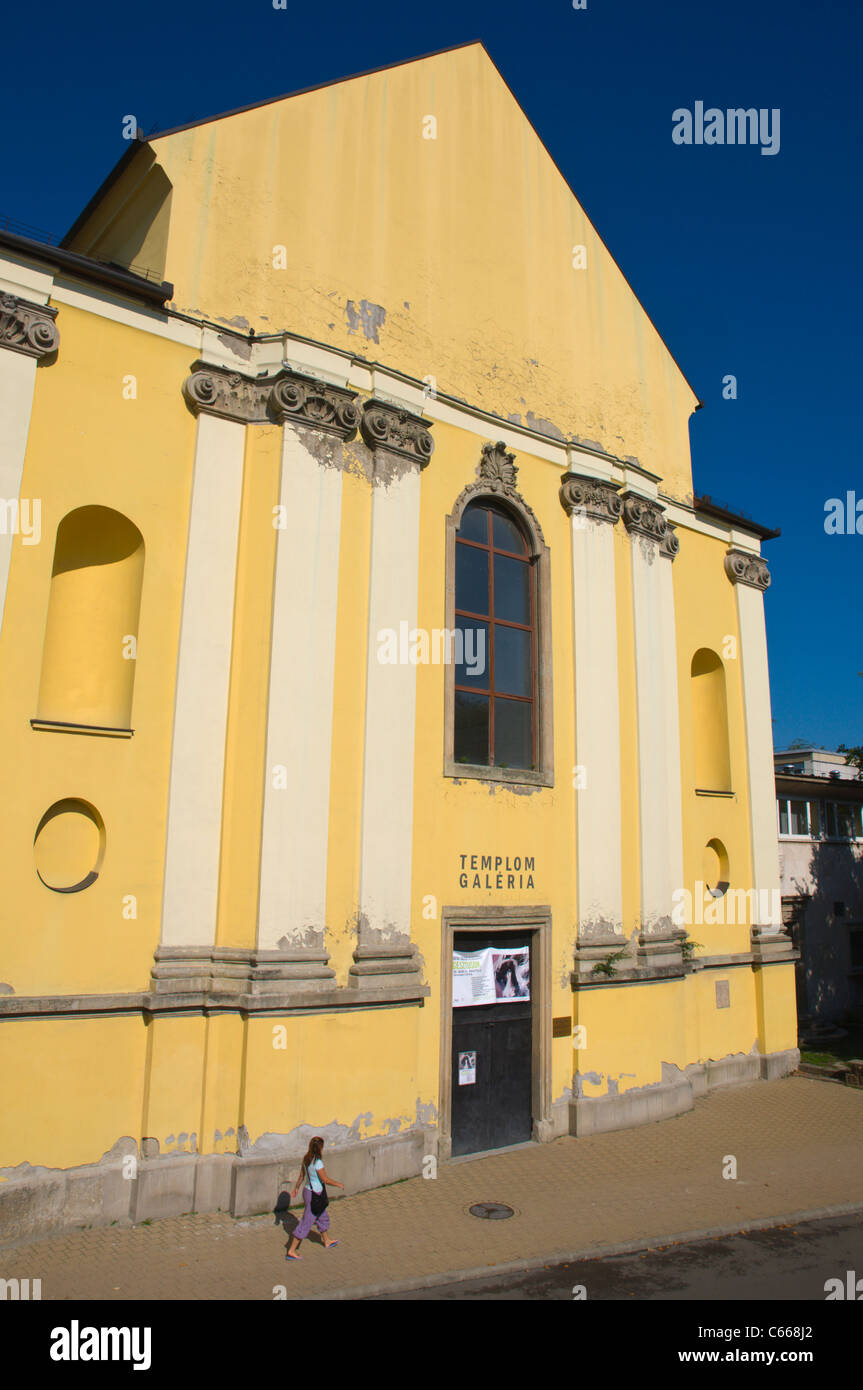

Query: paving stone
left=1, top=1079, right=861, bottom=1299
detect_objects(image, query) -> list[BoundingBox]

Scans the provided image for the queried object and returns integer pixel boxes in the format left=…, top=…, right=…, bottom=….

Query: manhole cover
left=468, top=1202, right=515, bottom=1220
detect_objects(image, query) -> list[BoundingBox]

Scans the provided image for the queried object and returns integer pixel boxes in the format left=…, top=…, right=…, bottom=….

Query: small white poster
left=453, top=947, right=530, bottom=1007
left=458, top=1051, right=476, bottom=1085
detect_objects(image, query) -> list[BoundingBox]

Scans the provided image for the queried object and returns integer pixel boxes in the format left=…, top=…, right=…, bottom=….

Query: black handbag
left=310, top=1180, right=328, bottom=1217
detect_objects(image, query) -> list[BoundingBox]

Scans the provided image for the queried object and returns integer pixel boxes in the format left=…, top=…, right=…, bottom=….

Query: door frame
left=439, top=904, right=552, bottom=1161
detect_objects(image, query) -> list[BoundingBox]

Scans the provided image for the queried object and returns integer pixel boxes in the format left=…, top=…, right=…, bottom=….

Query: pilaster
left=351, top=399, right=433, bottom=989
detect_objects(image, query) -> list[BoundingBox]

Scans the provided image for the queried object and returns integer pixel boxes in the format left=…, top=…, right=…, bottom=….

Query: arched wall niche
left=690, top=647, right=732, bottom=792
left=37, top=506, right=145, bottom=730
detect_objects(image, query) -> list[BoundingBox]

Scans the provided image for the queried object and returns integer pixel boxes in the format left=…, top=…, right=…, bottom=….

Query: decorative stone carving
left=183, top=362, right=269, bottom=423
left=559, top=470, right=622, bottom=524
left=660, top=520, right=680, bottom=560
left=269, top=370, right=360, bottom=439
left=621, top=492, right=668, bottom=543
left=360, top=399, right=434, bottom=464
left=0, top=293, right=59, bottom=359
left=478, top=440, right=518, bottom=489
left=453, top=441, right=547, bottom=551
left=724, top=548, right=770, bottom=591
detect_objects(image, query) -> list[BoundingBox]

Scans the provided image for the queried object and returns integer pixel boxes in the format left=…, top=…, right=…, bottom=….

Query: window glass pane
left=837, top=804, right=854, bottom=838
left=494, top=697, right=533, bottom=769
left=494, top=623, right=532, bottom=696
left=790, top=800, right=808, bottom=835
left=826, top=801, right=837, bottom=837
left=493, top=553, right=530, bottom=625
left=778, top=801, right=789, bottom=835
left=455, top=619, right=489, bottom=687
left=455, top=542, right=489, bottom=617
left=454, top=691, right=489, bottom=765
left=808, top=801, right=821, bottom=837
left=492, top=509, right=525, bottom=553
left=853, top=804, right=863, bottom=838
left=457, top=504, right=489, bottom=544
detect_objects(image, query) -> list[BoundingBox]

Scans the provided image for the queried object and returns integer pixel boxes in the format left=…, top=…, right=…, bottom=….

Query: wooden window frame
left=444, top=487, right=553, bottom=787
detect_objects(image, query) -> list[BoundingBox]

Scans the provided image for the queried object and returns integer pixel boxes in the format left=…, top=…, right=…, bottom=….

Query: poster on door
left=458, top=1051, right=476, bottom=1084
left=452, top=947, right=530, bottom=1007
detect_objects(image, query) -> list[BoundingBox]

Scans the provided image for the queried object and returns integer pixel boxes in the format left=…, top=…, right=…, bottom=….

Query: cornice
left=0, top=292, right=59, bottom=360
left=558, top=470, right=622, bottom=524
left=725, top=548, right=771, bottom=591
left=360, top=398, right=434, bottom=465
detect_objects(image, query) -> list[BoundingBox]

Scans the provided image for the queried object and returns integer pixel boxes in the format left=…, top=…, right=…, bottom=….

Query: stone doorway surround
left=438, top=904, right=553, bottom=1161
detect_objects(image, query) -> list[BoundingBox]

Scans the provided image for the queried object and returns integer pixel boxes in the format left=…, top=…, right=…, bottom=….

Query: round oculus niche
left=34, top=799, right=105, bottom=893
left=703, top=838, right=730, bottom=898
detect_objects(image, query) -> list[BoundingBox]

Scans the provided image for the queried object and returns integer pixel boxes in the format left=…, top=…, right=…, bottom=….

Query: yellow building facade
left=0, top=44, right=797, bottom=1238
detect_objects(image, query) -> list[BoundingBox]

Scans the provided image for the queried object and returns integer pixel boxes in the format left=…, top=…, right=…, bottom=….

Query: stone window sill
left=444, top=758, right=552, bottom=788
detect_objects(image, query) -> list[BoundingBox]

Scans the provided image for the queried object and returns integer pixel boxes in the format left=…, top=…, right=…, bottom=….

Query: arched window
left=36, top=506, right=145, bottom=732
left=445, top=481, right=551, bottom=785
left=690, top=648, right=732, bottom=792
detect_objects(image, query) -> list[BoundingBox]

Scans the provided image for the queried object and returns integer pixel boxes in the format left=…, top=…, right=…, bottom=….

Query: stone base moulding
left=570, top=1048, right=800, bottom=1137
left=0, top=1129, right=436, bottom=1248
left=150, top=945, right=336, bottom=996
left=348, top=942, right=427, bottom=991
left=571, top=928, right=687, bottom=985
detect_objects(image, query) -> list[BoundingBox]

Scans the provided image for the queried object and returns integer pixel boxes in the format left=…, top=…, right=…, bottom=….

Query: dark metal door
left=451, top=933, right=533, bottom=1156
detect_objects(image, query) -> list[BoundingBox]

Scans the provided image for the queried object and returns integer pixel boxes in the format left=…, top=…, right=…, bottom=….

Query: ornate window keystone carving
left=724, top=549, right=770, bottom=590
left=0, top=293, right=59, bottom=360
left=182, top=361, right=270, bottom=423
left=360, top=399, right=434, bottom=465
left=478, top=440, right=518, bottom=489
left=558, top=471, right=622, bottom=524
left=454, top=444, right=546, bottom=548
left=268, top=370, right=360, bottom=439
left=621, top=491, right=668, bottom=543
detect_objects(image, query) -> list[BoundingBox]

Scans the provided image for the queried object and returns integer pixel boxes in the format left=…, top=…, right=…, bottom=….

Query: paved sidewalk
left=2, top=1076, right=862, bottom=1300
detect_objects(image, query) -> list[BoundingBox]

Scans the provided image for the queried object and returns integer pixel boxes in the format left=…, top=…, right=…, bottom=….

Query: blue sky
left=2, top=0, right=860, bottom=750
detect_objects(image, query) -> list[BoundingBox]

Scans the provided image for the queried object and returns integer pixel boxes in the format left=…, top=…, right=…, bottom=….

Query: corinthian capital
left=269, top=371, right=360, bottom=439
left=360, top=399, right=434, bottom=465
left=182, top=362, right=268, bottom=422
left=0, top=293, right=59, bottom=359
left=725, top=549, right=770, bottom=590
left=621, top=491, right=668, bottom=543
left=559, top=471, right=622, bottom=524
left=660, top=521, right=680, bottom=560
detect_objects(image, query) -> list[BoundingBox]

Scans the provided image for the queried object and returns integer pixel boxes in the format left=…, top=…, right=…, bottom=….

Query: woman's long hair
left=298, top=1135, right=325, bottom=1185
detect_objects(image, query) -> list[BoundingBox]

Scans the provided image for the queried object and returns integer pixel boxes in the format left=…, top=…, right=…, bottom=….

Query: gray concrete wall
left=0, top=1128, right=436, bottom=1249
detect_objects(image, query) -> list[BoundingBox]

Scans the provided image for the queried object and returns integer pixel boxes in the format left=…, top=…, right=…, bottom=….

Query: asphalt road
left=370, top=1213, right=863, bottom=1300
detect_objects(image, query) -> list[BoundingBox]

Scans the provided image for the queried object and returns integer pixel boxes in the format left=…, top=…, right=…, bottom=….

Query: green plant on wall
left=680, top=938, right=703, bottom=962
left=591, top=949, right=628, bottom=978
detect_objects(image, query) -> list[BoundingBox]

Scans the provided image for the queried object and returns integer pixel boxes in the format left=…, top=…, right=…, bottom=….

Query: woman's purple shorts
left=293, top=1185, right=331, bottom=1240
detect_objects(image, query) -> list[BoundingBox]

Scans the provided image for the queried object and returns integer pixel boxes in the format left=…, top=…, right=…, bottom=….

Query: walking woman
left=286, top=1136, right=344, bottom=1259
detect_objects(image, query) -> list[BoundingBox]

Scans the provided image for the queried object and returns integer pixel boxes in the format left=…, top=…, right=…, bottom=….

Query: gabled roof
left=61, top=41, right=699, bottom=403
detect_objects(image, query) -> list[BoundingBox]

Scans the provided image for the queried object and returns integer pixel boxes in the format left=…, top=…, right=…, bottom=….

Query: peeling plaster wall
left=70, top=44, right=698, bottom=500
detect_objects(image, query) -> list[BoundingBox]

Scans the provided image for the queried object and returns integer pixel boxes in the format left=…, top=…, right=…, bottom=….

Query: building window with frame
left=777, top=796, right=863, bottom=840
left=454, top=500, right=535, bottom=769
left=444, top=482, right=552, bottom=787
left=825, top=800, right=863, bottom=840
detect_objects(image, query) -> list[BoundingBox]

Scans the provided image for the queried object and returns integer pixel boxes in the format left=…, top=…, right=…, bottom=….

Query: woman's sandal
left=286, top=1252, right=302, bottom=1260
